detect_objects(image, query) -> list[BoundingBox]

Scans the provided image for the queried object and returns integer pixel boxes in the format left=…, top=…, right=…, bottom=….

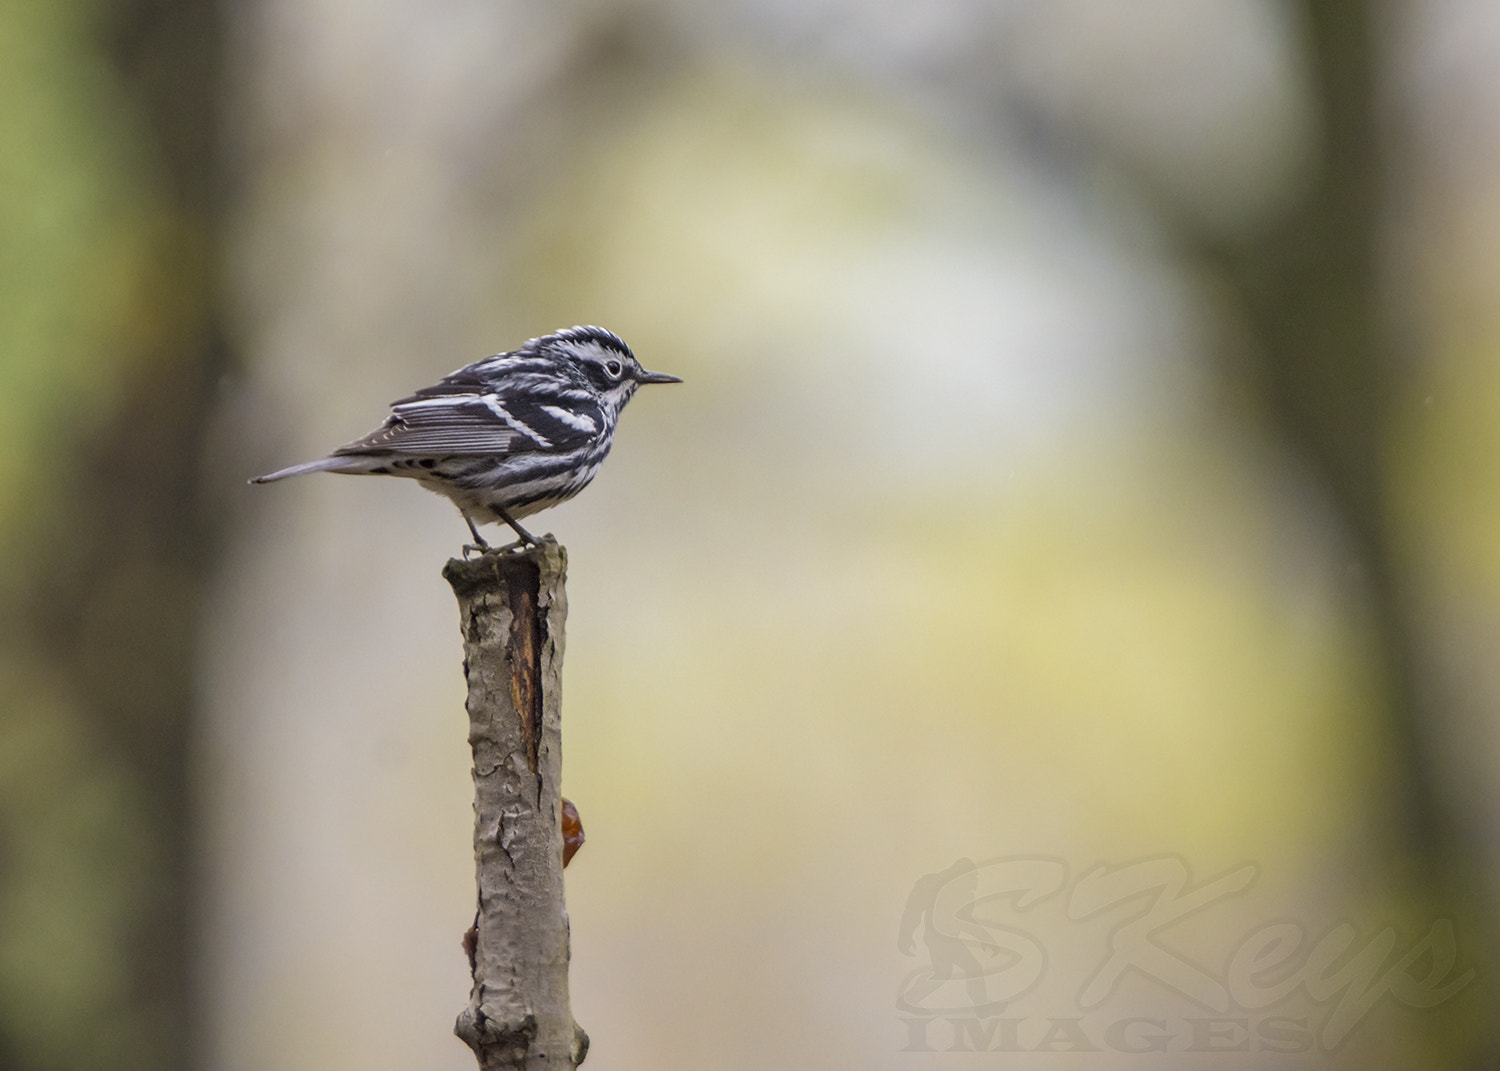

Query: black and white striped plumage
left=252, top=326, right=680, bottom=546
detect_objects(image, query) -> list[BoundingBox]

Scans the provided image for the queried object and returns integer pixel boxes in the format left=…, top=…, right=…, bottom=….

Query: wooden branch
left=444, top=539, right=587, bottom=1070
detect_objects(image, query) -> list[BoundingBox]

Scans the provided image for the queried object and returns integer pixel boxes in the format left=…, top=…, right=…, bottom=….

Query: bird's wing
left=393, top=365, right=493, bottom=401
left=392, top=350, right=551, bottom=403
left=498, top=389, right=607, bottom=451
left=332, top=390, right=604, bottom=457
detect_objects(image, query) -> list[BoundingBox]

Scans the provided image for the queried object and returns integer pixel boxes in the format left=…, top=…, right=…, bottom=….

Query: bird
left=251, top=326, right=680, bottom=548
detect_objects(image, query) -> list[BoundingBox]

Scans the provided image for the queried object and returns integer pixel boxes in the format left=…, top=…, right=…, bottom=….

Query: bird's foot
left=460, top=510, right=492, bottom=558
left=463, top=537, right=539, bottom=558
left=460, top=509, right=541, bottom=556
left=495, top=507, right=539, bottom=548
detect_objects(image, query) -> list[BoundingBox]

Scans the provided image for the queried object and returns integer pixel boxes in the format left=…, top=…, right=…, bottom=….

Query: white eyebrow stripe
left=539, top=404, right=598, bottom=433
left=482, top=393, right=551, bottom=447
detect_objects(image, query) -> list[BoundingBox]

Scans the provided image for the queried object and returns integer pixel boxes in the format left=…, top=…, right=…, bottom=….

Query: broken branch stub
left=443, top=539, right=586, bottom=1070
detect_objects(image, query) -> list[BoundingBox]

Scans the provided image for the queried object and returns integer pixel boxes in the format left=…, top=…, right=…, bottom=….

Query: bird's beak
left=636, top=369, right=683, bottom=385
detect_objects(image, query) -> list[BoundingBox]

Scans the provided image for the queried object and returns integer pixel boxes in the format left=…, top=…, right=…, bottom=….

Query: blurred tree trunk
left=1186, top=19, right=1500, bottom=1062
left=1207, top=0, right=1444, bottom=866
left=4, top=1, right=226, bottom=1068
left=98, top=4, right=228, bottom=1067
left=1154, top=6, right=1497, bottom=1059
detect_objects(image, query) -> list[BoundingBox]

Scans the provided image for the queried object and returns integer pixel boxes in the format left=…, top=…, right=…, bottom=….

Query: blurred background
left=2, top=0, right=1499, bottom=1068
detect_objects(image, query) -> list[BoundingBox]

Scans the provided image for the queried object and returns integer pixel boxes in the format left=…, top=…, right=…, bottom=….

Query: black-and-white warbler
left=252, top=326, right=680, bottom=547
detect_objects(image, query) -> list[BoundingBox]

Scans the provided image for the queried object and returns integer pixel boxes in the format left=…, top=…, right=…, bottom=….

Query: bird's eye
left=605, top=359, right=623, bottom=378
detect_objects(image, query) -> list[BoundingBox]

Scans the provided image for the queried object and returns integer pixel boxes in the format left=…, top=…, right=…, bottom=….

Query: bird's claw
left=463, top=537, right=538, bottom=558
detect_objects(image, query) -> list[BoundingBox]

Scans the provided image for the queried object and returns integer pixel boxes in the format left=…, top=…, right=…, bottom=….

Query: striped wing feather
left=332, top=390, right=604, bottom=457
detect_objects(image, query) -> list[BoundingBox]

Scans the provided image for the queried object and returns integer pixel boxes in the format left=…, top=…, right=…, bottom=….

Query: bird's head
left=544, top=326, right=681, bottom=411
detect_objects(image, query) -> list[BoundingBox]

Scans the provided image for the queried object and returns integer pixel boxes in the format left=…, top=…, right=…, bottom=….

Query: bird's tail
left=249, top=455, right=372, bottom=484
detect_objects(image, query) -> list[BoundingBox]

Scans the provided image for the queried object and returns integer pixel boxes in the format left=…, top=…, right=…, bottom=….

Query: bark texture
left=444, top=539, right=587, bottom=1070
